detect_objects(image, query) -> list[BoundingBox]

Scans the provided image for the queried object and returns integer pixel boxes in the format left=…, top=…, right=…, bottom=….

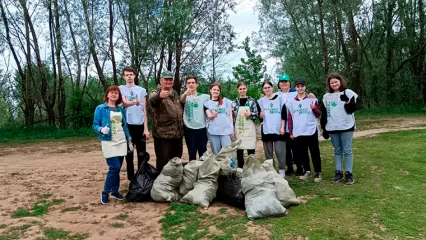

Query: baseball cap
left=294, top=79, right=306, bottom=85
left=278, top=74, right=290, bottom=81
left=161, top=71, right=173, bottom=79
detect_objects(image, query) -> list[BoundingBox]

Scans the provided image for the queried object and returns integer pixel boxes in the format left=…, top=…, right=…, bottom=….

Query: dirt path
left=0, top=117, right=425, bottom=239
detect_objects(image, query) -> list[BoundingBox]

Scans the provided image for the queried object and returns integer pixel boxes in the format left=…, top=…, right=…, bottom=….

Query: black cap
left=294, top=79, right=306, bottom=85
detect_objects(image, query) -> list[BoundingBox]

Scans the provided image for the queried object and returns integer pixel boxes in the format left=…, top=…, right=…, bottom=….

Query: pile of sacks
left=125, top=141, right=300, bottom=219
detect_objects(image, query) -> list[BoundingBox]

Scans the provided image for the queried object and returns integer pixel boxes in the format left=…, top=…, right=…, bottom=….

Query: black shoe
left=295, top=168, right=304, bottom=176
left=111, top=192, right=125, bottom=200
left=100, top=192, right=109, bottom=205
left=331, top=170, right=343, bottom=183
left=285, top=169, right=294, bottom=176
left=345, top=171, right=354, bottom=185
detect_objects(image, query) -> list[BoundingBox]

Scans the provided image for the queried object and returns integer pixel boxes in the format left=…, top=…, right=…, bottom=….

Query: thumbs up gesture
left=134, top=95, right=140, bottom=106
left=340, top=91, right=349, bottom=102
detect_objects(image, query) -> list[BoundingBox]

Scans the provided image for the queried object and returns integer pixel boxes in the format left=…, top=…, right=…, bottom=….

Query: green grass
left=61, top=206, right=81, bottom=213
left=12, top=199, right=64, bottom=218
left=113, top=213, right=129, bottom=220
left=111, top=222, right=124, bottom=228
left=161, top=130, right=426, bottom=239
left=40, top=227, right=89, bottom=240
left=161, top=203, right=251, bottom=240
left=0, top=125, right=95, bottom=144
left=356, top=104, right=426, bottom=117
left=0, top=224, right=32, bottom=240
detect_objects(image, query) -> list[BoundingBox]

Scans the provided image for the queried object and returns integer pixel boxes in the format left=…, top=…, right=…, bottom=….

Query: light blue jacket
left=92, top=103, right=131, bottom=141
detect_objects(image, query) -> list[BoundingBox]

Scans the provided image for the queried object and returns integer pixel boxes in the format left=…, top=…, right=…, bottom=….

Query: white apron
left=101, top=111, right=127, bottom=159
left=234, top=106, right=257, bottom=150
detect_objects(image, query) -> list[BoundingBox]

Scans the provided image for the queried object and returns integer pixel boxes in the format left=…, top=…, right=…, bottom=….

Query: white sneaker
left=299, top=171, right=312, bottom=180
left=279, top=169, right=286, bottom=178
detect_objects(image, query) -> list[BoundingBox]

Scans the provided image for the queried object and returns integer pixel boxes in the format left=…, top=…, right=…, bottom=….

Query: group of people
left=92, top=67, right=358, bottom=205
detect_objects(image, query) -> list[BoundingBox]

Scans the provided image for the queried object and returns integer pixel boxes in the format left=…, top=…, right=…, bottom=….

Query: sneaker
left=345, top=171, right=354, bottom=185
left=314, top=172, right=322, bottom=182
left=279, top=169, right=286, bottom=178
left=111, top=192, right=125, bottom=200
left=331, top=170, right=344, bottom=183
left=101, top=192, right=109, bottom=205
left=299, top=171, right=312, bottom=180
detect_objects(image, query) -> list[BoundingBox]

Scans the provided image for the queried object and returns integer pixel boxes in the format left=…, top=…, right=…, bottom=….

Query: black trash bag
left=216, top=174, right=245, bottom=210
left=125, top=152, right=158, bottom=202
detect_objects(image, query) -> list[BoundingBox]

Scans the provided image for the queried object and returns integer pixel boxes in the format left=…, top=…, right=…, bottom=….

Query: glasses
left=164, top=78, right=174, bottom=81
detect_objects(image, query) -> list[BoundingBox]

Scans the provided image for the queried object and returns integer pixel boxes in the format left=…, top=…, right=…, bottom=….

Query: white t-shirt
left=183, top=93, right=210, bottom=129
left=322, top=89, right=358, bottom=131
left=258, top=96, right=283, bottom=134
left=119, top=85, right=147, bottom=125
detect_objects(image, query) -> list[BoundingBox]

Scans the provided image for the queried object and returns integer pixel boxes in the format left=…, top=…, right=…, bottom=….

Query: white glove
left=100, top=125, right=110, bottom=134
left=128, top=141, right=134, bottom=153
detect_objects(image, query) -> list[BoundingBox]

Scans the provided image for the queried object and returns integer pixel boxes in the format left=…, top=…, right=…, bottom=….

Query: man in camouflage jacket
left=148, top=71, right=184, bottom=172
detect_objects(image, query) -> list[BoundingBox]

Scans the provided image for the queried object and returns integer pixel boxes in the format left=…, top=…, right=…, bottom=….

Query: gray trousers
left=208, top=134, right=232, bottom=155
left=263, top=140, right=287, bottom=170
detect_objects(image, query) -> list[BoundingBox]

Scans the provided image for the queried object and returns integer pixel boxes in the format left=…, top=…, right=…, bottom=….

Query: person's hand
left=128, top=141, right=134, bottom=153
left=144, top=130, right=150, bottom=140
left=310, top=100, right=316, bottom=109
left=159, top=89, right=169, bottom=99
left=212, top=109, right=218, bottom=118
left=322, top=130, right=329, bottom=140
left=290, top=134, right=295, bottom=140
left=243, top=109, right=251, bottom=117
left=280, top=126, right=285, bottom=135
left=231, top=132, right=236, bottom=141
left=340, top=91, right=349, bottom=102
left=100, top=125, right=110, bottom=134
left=134, top=95, right=140, bottom=106
left=183, top=88, right=193, bottom=96
left=308, top=92, right=316, bottom=99
left=260, top=111, right=264, bottom=118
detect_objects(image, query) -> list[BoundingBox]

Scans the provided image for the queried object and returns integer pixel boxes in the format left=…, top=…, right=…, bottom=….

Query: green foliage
left=61, top=206, right=82, bottom=213
left=110, top=222, right=124, bottom=228
left=232, top=37, right=266, bottom=99
left=113, top=213, right=129, bottom=220
left=41, top=227, right=88, bottom=240
left=12, top=199, right=64, bottom=218
left=0, top=125, right=94, bottom=143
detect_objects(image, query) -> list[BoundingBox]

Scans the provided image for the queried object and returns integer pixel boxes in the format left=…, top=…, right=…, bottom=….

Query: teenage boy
left=119, top=67, right=150, bottom=181
left=287, top=79, right=322, bottom=182
left=180, top=76, right=210, bottom=160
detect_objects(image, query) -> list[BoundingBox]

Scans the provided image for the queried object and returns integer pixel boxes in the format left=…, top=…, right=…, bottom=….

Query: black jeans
left=285, top=133, right=303, bottom=172
left=154, top=137, right=183, bottom=173
left=184, top=127, right=208, bottom=160
left=119, top=124, right=146, bottom=181
left=236, top=149, right=255, bottom=168
left=293, top=131, right=322, bottom=173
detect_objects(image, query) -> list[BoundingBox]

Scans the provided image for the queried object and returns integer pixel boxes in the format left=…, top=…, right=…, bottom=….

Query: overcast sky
left=223, top=0, right=279, bottom=79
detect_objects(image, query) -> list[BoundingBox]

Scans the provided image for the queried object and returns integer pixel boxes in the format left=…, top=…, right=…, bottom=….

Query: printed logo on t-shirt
left=186, top=97, right=199, bottom=122
left=264, top=102, right=280, bottom=114
left=325, top=100, right=337, bottom=117
left=126, top=91, right=137, bottom=101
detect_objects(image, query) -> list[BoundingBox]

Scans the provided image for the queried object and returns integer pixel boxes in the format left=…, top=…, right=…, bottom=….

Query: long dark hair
left=209, top=83, right=223, bottom=106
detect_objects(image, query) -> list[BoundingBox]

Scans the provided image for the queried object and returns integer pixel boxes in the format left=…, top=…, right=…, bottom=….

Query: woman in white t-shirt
left=204, top=83, right=234, bottom=154
left=321, top=72, right=358, bottom=184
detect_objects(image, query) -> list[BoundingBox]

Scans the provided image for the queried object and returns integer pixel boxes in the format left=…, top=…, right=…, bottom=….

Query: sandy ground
left=0, top=117, right=425, bottom=239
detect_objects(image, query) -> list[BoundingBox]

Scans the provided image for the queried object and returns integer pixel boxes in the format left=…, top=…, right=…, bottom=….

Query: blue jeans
left=103, top=157, right=121, bottom=194
left=208, top=134, right=231, bottom=155
left=329, top=131, right=354, bottom=172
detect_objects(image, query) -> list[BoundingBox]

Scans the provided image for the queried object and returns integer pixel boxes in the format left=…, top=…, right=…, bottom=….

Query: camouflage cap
left=161, top=71, right=174, bottom=79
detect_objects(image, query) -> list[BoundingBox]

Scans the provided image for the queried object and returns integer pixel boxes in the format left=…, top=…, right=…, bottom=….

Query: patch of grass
left=113, top=213, right=129, bottom=220
left=161, top=203, right=249, bottom=240
left=356, top=104, right=426, bottom=117
left=40, top=227, right=89, bottom=240
left=111, top=222, right=124, bottom=228
left=262, top=129, right=426, bottom=239
left=0, top=224, right=32, bottom=240
left=0, top=125, right=95, bottom=144
left=61, top=206, right=81, bottom=213
left=12, top=199, right=64, bottom=218
left=218, top=208, right=227, bottom=214
left=0, top=224, right=6, bottom=229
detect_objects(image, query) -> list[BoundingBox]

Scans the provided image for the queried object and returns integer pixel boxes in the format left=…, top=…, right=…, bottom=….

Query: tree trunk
left=19, top=0, right=56, bottom=125
left=53, top=0, right=66, bottom=129
left=174, top=37, right=183, bottom=94
left=318, top=0, right=329, bottom=75
left=81, top=0, right=107, bottom=90
left=109, top=0, right=118, bottom=85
